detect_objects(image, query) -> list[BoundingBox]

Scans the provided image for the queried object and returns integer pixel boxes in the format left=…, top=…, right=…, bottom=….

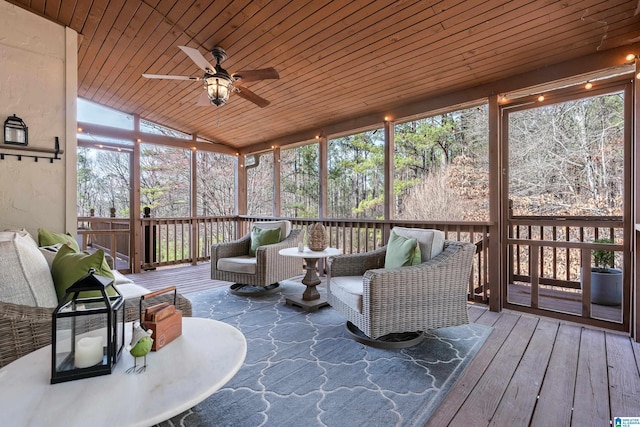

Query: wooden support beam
left=131, top=115, right=142, bottom=273
left=243, top=44, right=640, bottom=155
left=488, top=94, right=502, bottom=312
left=318, top=136, right=328, bottom=219
left=190, top=137, right=197, bottom=266
left=273, top=148, right=281, bottom=216
left=383, top=120, right=394, bottom=220
left=634, top=57, right=640, bottom=342
left=76, top=121, right=237, bottom=156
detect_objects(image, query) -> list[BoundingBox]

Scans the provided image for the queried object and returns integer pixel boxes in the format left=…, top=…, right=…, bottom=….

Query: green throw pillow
left=384, top=231, right=419, bottom=268
left=249, top=226, right=282, bottom=257
left=51, top=244, right=115, bottom=302
left=38, top=228, right=80, bottom=252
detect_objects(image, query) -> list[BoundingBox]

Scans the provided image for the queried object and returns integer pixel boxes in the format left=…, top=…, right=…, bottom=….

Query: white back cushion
left=0, top=231, right=58, bottom=307
left=252, top=220, right=292, bottom=241
left=391, top=227, right=444, bottom=262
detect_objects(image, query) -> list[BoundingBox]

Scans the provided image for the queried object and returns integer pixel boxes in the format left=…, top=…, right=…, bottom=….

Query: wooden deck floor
left=127, top=263, right=640, bottom=426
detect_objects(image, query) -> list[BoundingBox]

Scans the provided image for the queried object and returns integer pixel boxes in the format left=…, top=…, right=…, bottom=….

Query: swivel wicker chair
left=210, top=220, right=303, bottom=295
left=327, top=227, right=476, bottom=348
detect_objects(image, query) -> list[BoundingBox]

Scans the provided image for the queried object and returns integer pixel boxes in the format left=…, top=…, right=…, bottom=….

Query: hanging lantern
left=4, top=114, right=28, bottom=146
left=51, top=269, right=125, bottom=384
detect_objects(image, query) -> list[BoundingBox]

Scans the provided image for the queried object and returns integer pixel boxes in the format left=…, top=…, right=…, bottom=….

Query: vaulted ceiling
left=10, top=0, right=640, bottom=151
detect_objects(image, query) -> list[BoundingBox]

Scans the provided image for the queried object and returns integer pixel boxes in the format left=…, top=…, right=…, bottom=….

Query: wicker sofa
left=0, top=230, right=192, bottom=368
left=327, top=231, right=476, bottom=346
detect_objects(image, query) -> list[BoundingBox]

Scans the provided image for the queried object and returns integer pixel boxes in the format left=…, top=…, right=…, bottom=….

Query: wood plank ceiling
left=9, top=0, right=640, bottom=151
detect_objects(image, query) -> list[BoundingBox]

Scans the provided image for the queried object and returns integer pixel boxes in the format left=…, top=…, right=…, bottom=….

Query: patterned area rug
left=159, top=282, right=491, bottom=427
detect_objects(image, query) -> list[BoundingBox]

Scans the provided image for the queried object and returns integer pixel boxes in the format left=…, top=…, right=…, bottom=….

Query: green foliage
left=281, top=144, right=319, bottom=217
left=328, top=129, right=384, bottom=218
left=593, top=238, right=615, bottom=271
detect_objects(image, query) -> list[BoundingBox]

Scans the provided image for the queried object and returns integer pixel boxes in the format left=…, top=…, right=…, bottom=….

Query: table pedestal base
left=285, top=289, right=329, bottom=312
left=285, top=257, right=329, bottom=312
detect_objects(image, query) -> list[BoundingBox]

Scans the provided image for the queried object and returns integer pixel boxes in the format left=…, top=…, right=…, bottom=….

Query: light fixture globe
left=203, top=46, right=234, bottom=107
left=204, top=73, right=233, bottom=106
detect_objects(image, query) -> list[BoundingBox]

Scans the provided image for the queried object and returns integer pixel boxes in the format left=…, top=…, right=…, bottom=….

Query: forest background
left=77, top=90, right=623, bottom=223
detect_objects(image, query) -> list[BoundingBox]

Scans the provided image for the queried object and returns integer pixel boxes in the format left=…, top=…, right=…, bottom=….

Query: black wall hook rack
left=0, top=137, right=63, bottom=163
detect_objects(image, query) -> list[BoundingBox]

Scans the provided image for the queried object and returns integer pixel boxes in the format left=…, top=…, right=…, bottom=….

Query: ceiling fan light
left=205, top=75, right=233, bottom=106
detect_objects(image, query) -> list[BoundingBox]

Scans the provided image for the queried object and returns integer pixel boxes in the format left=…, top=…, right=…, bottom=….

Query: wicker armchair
left=211, top=220, right=303, bottom=295
left=327, top=240, right=476, bottom=347
left=0, top=293, right=192, bottom=368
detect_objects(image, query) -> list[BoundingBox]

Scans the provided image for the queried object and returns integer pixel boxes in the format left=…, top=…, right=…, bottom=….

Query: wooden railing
left=77, top=216, right=492, bottom=303
left=239, top=216, right=492, bottom=302
left=507, top=215, right=627, bottom=330
left=77, top=213, right=629, bottom=330
left=138, top=216, right=238, bottom=270
left=77, top=217, right=131, bottom=270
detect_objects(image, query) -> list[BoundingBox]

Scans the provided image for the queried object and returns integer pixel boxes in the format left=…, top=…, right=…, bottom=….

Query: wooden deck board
left=606, top=333, right=640, bottom=418
left=426, top=311, right=520, bottom=426
left=449, top=315, right=539, bottom=425
left=573, top=329, right=611, bottom=426
left=530, top=323, right=581, bottom=426
left=489, top=319, right=558, bottom=426
left=126, top=264, right=640, bottom=426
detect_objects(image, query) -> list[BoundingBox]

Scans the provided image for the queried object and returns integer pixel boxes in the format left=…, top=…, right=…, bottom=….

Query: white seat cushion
left=114, top=283, right=150, bottom=300
left=217, top=256, right=257, bottom=275
left=391, top=227, right=444, bottom=262
left=112, top=270, right=134, bottom=285
left=0, top=231, right=58, bottom=307
left=252, top=220, right=292, bottom=240
left=330, top=276, right=364, bottom=313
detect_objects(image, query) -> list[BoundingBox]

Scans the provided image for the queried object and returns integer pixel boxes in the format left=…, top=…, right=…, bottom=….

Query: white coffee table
left=0, top=317, right=246, bottom=427
left=279, top=246, right=342, bottom=311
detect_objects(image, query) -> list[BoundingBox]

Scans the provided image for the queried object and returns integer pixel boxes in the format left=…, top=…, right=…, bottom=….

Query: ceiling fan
left=142, top=46, right=279, bottom=108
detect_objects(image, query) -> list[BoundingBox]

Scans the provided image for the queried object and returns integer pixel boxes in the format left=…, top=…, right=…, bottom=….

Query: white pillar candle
left=74, top=336, right=104, bottom=368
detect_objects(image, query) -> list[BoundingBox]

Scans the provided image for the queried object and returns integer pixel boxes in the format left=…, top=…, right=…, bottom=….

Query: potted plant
left=589, top=238, right=622, bottom=306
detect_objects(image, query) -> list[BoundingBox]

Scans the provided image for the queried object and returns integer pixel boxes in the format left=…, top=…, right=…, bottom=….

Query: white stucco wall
left=0, top=0, right=77, bottom=237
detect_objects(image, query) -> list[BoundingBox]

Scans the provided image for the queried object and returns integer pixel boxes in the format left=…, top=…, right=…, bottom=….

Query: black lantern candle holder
left=4, top=114, right=28, bottom=146
left=51, top=269, right=125, bottom=384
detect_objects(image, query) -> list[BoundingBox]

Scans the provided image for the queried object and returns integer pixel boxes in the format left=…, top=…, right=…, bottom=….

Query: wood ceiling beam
left=241, top=42, right=640, bottom=154
left=76, top=121, right=237, bottom=156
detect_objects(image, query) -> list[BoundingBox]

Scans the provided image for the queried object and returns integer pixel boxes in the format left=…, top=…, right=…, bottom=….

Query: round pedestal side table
left=279, top=246, right=342, bottom=312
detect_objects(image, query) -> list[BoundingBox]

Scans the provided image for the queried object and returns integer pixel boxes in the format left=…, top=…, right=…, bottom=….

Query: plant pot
left=587, top=268, right=622, bottom=306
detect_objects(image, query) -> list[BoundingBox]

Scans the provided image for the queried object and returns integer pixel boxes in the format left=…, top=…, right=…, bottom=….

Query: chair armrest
left=328, top=246, right=387, bottom=277
left=363, top=241, right=476, bottom=301
left=255, top=229, right=302, bottom=261
left=211, top=233, right=252, bottom=262
left=0, top=301, right=53, bottom=368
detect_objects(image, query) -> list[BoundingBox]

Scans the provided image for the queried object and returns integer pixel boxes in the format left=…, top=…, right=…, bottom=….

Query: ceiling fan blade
left=234, top=86, right=270, bottom=107
left=232, top=68, right=279, bottom=82
left=196, top=91, right=211, bottom=106
left=178, top=45, right=214, bottom=72
left=142, top=74, right=201, bottom=81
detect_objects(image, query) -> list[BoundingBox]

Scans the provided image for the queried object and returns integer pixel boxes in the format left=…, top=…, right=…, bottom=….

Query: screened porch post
left=236, top=153, right=247, bottom=239
left=488, top=94, right=502, bottom=312
left=131, top=114, right=142, bottom=273
left=190, top=136, right=198, bottom=266
left=383, top=119, right=394, bottom=241
left=634, top=57, right=640, bottom=342
left=319, top=136, right=328, bottom=219
left=273, top=147, right=281, bottom=216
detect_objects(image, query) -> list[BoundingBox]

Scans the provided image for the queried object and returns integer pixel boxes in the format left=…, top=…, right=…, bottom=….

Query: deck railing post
left=143, top=207, right=157, bottom=268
